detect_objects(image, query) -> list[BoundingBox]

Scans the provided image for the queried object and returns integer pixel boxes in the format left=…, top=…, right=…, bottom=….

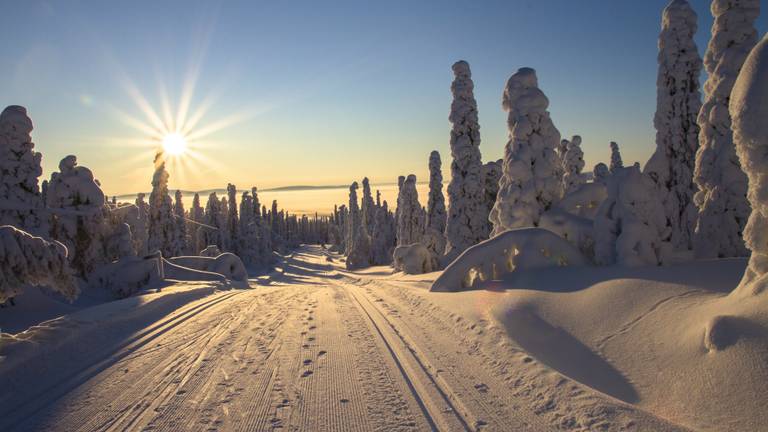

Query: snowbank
left=431, top=228, right=588, bottom=292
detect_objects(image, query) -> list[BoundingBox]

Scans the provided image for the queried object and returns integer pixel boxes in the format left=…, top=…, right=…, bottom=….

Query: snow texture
left=0, top=106, right=46, bottom=236
left=561, top=136, right=586, bottom=195
left=693, top=0, right=759, bottom=259
left=644, top=0, right=703, bottom=251
left=444, top=61, right=489, bottom=262
left=431, top=228, right=588, bottom=292
left=490, top=68, right=562, bottom=235
left=0, top=225, right=77, bottom=303
left=730, top=34, right=768, bottom=295
left=594, top=166, right=672, bottom=266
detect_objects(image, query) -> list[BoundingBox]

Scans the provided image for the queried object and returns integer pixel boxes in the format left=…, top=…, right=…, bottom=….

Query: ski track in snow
left=1, top=246, right=687, bottom=432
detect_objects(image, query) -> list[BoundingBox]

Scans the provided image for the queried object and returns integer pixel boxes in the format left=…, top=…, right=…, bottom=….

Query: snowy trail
left=1, top=246, right=686, bottom=432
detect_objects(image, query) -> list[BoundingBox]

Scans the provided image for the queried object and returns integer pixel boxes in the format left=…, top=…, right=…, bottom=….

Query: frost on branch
left=594, top=166, right=672, bottom=266
left=0, top=106, right=46, bottom=235
left=0, top=225, right=78, bottom=303
left=490, top=68, right=562, bottom=236
left=730, top=34, right=768, bottom=295
left=445, top=61, right=488, bottom=262
left=644, top=0, right=703, bottom=251
left=561, top=136, right=585, bottom=195
left=430, top=228, right=588, bottom=292
left=693, top=0, right=759, bottom=259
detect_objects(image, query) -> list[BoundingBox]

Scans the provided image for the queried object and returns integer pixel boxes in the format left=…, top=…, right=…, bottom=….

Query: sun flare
left=162, top=132, right=188, bottom=156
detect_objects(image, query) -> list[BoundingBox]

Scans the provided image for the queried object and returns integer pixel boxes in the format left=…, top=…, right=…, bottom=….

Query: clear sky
left=1, top=1, right=765, bottom=195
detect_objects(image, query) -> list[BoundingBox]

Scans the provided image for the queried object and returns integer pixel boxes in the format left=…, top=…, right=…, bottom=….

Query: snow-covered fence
left=431, top=228, right=588, bottom=292
left=0, top=225, right=78, bottom=302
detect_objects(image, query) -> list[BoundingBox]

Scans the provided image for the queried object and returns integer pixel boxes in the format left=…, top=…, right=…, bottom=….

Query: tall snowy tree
left=173, top=190, right=188, bottom=255
left=644, top=0, right=703, bottom=251
left=693, top=0, right=759, bottom=259
left=371, top=201, right=396, bottom=265
left=0, top=105, right=46, bottom=235
left=361, top=177, right=375, bottom=235
left=396, top=174, right=424, bottom=247
left=147, top=152, right=176, bottom=257
left=424, top=151, right=447, bottom=258
left=190, top=192, right=204, bottom=253
left=562, top=136, right=586, bottom=195
left=345, top=181, right=371, bottom=269
left=593, top=163, right=610, bottom=185
left=730, top=33, right=768, bottom=294
left=444, top=61, right=488, bottom=261
left=610, top=141, right=624, bottom=173
left=201, top=192, right=222, bottom=249
left=481, top=159, right=502, bottom=234
left=490, top=68, right=562, bottom=235
left=227, top=183, right=239, bottom=254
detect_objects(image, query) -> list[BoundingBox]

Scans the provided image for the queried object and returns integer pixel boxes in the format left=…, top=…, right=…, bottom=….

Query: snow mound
left=88, top=253, right=164, bottom=298
left=557, top=182, right=607, bottom=220
left=0, top=225, right=77, bottom=303
left=393, top=243, right=435, bottom=275
left=431, top=228, right=588, bottom=292
left=169, top=253, right=249, bottom=287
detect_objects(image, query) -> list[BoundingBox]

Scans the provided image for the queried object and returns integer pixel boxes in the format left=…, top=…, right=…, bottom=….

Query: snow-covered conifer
left=693, top=0, right=759, bottom=258
left=200, top=192, right=222, bottom=250
left=444, top=61, right=488, bottom=261
left=562, top=136, right=586, bottom=195
left=147, top=152, right=176, bottom=257
left=610, top=141, right=624, bottom=173
left=0, top=106, right=46, bottom=235
left=593, top=163, right=610, bottom=185
left=423, top=151, right=447, bottom=259
left=490, top=68, right=562, bottom=235
left=174, top=190, right=188, bottom=255
left=190, top=192, right=204, bottom=253
left=345, top=181, right=371, bottom=269
left=396, top=174, right=424, bottom=247
left=644, top=0, right=703, bottom=250
left=371, top=201, right=396, bottom=265
left=226, top=183, right=239, bottom=254
left=361, top=177, right=375, bottom=235
left=133, top=193, right=149, bottom=255
left=482, top=159, right=502, bottom=234
left=730, top=34, right=768, bottom=294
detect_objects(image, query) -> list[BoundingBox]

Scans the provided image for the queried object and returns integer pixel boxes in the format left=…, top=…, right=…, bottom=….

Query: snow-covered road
left=1, top=246, right=684, bottom=431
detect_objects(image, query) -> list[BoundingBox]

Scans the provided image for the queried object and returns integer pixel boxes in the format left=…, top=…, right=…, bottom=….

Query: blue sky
left=1, top=0, right=765, bottom=194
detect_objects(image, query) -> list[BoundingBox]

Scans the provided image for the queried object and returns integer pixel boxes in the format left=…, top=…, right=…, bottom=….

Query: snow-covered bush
left=47, top=155, right=107, bottom=277
left=393, top=243, right=435, bottom=275
left=430, top=228, right=588, bottom=292
left=88, top=253, right=164, bottom=298
left=396, top=174, right=424, bottom=247
left=0, top=225, right=78, bottom=302
left=610, top=141, right=624, bottom=173
left=147, top=152, right=177, bottom=257
left=730, top=34, right=768, bottom=295
left=693, top=0, right=759, bottom=259
left=593, top=163, right=610, bottom=185
left=490, top=68, right=562, bottom=235
left=594, top=166, right=672, bottom=266
left=561, top=136, right=585, bottom=195
left=445, top=61, right=489, bottom=261
left=169, top=253, right=248, bottom=286
left=0, top=106, right=46, bottom=235
left=539, top=208, right=595, bottom=258
left=644, top=0, right=703, bottom=251
left=557, top=182, right=607, bottom=220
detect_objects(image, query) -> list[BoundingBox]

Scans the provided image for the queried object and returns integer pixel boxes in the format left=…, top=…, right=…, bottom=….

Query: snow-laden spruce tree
left=0, top=225, right=78, bottom=303
left=490, top=68, right=562, bottom=236
left=371, top=201, right=396, bottom=265
left=482, top=159, right=502, bottom=234
left=238, top=191, right=260, bottom=266
left=562, top=136, right=586, bottom=195
left=190, top=192, right=204, bottom=253
left=173, top=190, right=188, bottom=255
left=345, top=181, right=371, bottom=269
left=693, top=0, right=759, bottom=259
left=200, top=192, right=222, bottom=250
left=593, top=163, right=610, bottom=185
left=424, top=151, right=447, bottom=259
left=226, top=184, right=239, bottom=254
left=147, top=152, right=177, bottom=257
left=594, top=165, right=672, bottom=266
left=444, top=61, right=488, bottom=262
left=361, top=177, right=375, bottom=235
left=396, top=174, right=425, bottom=247
left=644, top=0, right=703, bottom=251
left=0, top=106, right=46, bottom=235
left=133, top=193, right=150, bottom=255
left=730, top=33, right=768, bottom=294
left=610, top=141, right=624, bottom=173
left=47, top=155, right=107, bottom=277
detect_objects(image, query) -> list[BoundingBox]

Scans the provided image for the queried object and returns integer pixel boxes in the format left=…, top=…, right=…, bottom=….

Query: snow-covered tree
left=201, top=192, right=222, bottom=250
left=482, top=159, right=502, bottom=234
left=490, top=67, right=562, bottom=235
left=610, top=141, right=624, bottom=173
left=133, top=193, right=149, bottom=255
left=693, top=0, right=759, bottom=259
left=594, top=166, right=671, bottom=266
left=345, top=181, right=371, bottom=269
left=0, top=105, right=46, bottom=235
left=644, top=0, right=703, bottom=251
left=396, top=174, right=424, bottom=247
left=730, top=33, right=768, bottom=294
left=562, top=136, right=586, bottom=195
left=190, top=192, right=204, bottom=253
left=173, top=190, right=188, bottom=255
left=226, top=183, right=239, bottom=254
left=0, top=225, right=78, bottom=303
left=47, top=155, right=107, bottom=277
left=147, top=152, right=177, bottom=257
left=361, top=177, right=375, bottom=235
left=424, top=151, right=447, bottom=259
left=444, top=61, right=488, bottom=261
left=238, top=191, right=260, bottom=266
left=371, top=201, right=396, bottom=265
left=593, top=163, right=610, bottom=185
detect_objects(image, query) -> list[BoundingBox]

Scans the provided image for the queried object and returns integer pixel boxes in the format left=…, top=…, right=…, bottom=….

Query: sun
left=162, top=132, right=188, bottom=156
